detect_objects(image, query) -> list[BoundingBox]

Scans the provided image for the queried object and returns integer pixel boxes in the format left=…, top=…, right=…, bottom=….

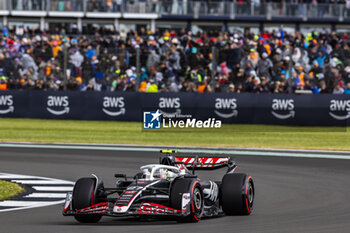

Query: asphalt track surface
left=1, top=146, right=350, bottom=233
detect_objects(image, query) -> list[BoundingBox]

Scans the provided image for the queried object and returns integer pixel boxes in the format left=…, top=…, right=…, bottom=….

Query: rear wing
left=174, top=156, right=230, bottom=169
left=159, top=150, right=236, bottom=174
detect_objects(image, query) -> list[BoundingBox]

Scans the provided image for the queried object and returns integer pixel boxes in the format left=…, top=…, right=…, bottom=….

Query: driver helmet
left=159, top=169, right=168, bottom=180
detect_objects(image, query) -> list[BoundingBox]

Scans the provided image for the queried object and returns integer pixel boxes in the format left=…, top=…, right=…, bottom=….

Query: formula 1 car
left=63, top=150, right=254, bottom=223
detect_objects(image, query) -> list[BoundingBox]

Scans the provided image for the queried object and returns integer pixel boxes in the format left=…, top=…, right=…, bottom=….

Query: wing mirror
left=114, top=174, right=126, bottom=178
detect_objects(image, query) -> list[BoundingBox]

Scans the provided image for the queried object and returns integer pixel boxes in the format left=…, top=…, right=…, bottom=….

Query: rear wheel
left=72, top=177, right=102, bottom=223
left=220, top=173, right=254, bottom=215
left=170, top=178, right=203, bottom=222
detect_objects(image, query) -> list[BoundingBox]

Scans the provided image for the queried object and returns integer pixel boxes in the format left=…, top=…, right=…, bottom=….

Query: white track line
left=4, top=141, right=350, bottom=154
left=1, top=142, right=350, bottom=160
left=0, top=173, right=75, bottom=185
left=32, top=186, right=73, bottom=191
left=0, top=201, right=59, bottom=207
left=10, top=180, right=73, bottom=185
left=0, top=173, right=74, bottom=213
left=0, top=201, right=65, bottom=212
left=25, top=193, right=67, bottom=198
left=0, top=174, right=41, bottom=179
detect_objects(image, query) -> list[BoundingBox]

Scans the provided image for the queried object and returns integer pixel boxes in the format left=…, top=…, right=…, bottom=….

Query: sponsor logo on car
left=47, top=96, right=69, bottom=115
left=0, top=95, right=14, bottom=114
left=203, top=181, right=218, bottom=202
left=329, top=100, right=350, bottom=120
left=138, top=202, right=181, bottom=214
left=182, top=193, right=191, bottom=210
left=271, top=99, right=295, bottom=119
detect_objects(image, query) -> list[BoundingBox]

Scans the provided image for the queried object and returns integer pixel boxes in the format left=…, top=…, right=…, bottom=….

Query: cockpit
left=139, top=164, right=181, bottom=181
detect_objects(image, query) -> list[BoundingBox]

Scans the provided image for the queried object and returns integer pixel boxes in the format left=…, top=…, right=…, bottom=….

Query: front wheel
left=170, top=178, right=203, bottom=222
left=220, top=173, right=254, bottom=215
left=72, top=177, right=102, bottom=223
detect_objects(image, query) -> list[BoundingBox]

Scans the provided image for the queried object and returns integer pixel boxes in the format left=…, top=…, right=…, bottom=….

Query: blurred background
left=0, top=0, right=349, bottom=94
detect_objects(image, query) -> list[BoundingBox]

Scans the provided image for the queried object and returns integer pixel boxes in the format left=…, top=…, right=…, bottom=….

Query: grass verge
left=0, top=180, right=24, bottom=201
left=0, top=118, right=349, bottom=151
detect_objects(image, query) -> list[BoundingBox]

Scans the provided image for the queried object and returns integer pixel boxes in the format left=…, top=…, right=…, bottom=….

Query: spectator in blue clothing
left=315, top=51, right=326, bottom=68
left=85, top=45, right=95, bottom=60
left=140, top=67, right=148, bottom=82
left=344, top=82, right=350, bottom=94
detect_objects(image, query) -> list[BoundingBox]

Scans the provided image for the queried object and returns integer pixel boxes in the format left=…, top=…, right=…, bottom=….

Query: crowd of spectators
left=0, top=25, right=350, bottom=94
left=9, top=0, right=350, bottom=17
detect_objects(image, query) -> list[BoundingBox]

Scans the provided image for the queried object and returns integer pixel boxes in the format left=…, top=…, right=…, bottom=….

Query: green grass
left=0, top=118, right=349, bottom=151
left=0, top=180, right=24, bottom=201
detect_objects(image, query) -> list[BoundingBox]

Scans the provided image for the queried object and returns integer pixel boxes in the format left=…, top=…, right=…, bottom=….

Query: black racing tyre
left=170, top=178, right=203, bottom=223
left=72, top=177, right=102, bottom=223
left=220, top=173, right=254, bottom=215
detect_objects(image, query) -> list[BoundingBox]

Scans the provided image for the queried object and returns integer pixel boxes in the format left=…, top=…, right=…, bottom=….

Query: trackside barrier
left=0, top=91, right=349, bottom=126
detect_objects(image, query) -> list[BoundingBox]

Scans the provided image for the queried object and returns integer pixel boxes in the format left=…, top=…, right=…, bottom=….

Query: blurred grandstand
left=0, top=0, right=349, bottom=94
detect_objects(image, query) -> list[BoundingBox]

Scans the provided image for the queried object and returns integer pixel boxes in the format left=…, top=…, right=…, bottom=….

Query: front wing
left=62, top=192, right=190, bottom=218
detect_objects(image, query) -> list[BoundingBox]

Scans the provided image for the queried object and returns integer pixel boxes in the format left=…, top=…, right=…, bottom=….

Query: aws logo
left=158, top=97, right=181, bottom=115
left=102, top=97, right=126, bottom=116
left=0, top=95, right=14, bottom=114
left=271, top=99, right=295, bottom=119
left=329, top=100, right=350, bottom=120
left=47, top=96, right=69, bottom=115
left=214, top=98, right=238, bottom=118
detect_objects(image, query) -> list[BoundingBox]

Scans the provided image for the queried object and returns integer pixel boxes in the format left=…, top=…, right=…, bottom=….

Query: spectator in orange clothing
left=51, top=41, right=62, bottom=58
left=0, top=75, right=7, bottom=90
left=249, top=48, right=259, bottom=67
left=139, top=80, right=147, bottom=92
left=197, top=80, right=211, bottom=93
